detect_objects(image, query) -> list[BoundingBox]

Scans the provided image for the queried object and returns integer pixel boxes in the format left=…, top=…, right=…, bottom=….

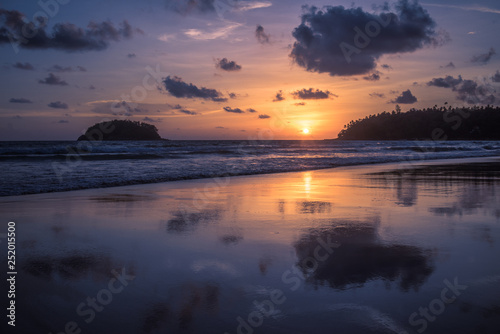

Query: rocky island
left=77, top=120, right=164, bottom=141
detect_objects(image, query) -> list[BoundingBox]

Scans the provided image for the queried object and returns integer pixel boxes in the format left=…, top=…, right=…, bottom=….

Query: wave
left=1, top=140, right=500, bottom=196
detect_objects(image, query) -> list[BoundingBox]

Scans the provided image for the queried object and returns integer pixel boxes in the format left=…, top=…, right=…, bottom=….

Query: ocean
left=1, top=140, right=500, bottom=196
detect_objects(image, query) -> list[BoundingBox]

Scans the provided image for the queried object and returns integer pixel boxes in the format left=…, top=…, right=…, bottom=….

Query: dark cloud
left=215, top=126, right=226, bottom=129
left=381, top=64, right=392, bottom=70
left=428, top=75, right=497, bottom=104
left=363, top=71, right=381, bottom=81
left=48, top=101, right=68, bottom=109
left=89, top=85, right=96, bottom=90
left=294, top=102, right=306, bottom=106
left=48, top=65, right=86, bottom=72
left=255, top=24, right=270, bottom=44
left=223, top=106, right=244, bottom=113
left=492, top=71, right=500, bottom=83
left=471, top=47, right=496, bottom=64
left=127, top=53, right=136, bottom=58
left=229, top=92, right=237, bottom=99
left=9, top=97, right=32, bottom=103
left=38, top=73, right=68, bottom=86
left=215, top=58, right=242, bottom=71
left=290, top=0, right=445, bottom=77
left=427, top=75, right=463, bottom=89
left=162, top=76, right=227, bottom=102
left=258, top=114, right=270, bottom=119
left=391, top=89, right=417, bottom=104
left=167, top=0, right=217, bottom=14
left=143, top=117, right=162, bottom=123
left=57, top=120, right=69, bottom=123
left=440, top=61, right=455, bottom=69
left=12, top=62, right=34, bottom=70
left=369, top=92, right=385, bottom=98
left=273, top=90, right=285, bottom=102
left=246, top=108, right=257, bottom=113
left=167, top=103, right=184, bottom=110
left=0, top=9, right=140, bottom=52
left=178, top=109, right=198, bottom=115
left=291, top=88, right=334, bottom=99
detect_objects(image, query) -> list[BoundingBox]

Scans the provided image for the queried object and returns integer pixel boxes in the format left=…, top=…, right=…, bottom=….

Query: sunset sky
left=1, top=0, right=499, bottom=140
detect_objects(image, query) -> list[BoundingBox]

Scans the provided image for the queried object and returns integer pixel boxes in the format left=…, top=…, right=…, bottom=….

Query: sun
left=302, top=128, right=310, bottom=134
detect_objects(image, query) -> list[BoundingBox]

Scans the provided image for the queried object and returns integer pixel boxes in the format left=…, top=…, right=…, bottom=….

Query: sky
left=1, top=0, right=499, bottom=140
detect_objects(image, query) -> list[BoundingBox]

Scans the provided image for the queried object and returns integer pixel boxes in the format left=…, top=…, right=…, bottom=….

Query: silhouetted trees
left=78, top=120, right=163, bottom=141
left=337, top=105, right=500, bottom=140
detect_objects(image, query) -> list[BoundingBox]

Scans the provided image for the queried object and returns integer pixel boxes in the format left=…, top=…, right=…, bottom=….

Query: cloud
left=89, top=85, right=96, bottom=90
left=255, top=24, right=270, bottom=44
left=258, top=114, right=270, bottom=119
left=223, top=106, right=244, bottom=113
left=440, top=61, right=455, bottom=69
left=178, top=109, right=198, bottom=115
left=246, top=108, right=257, bottom=113
left=158, top=33, right=175, bottom=42
left=12, top=62, right=34, bottom=70
left=427, top=74, right=497, bottom=104
left=369, top=92, right=385, bottom=98
left=422, top=3, right=500, bottom=15
left=381, top=64, right=392, bottom=70
left=48, top=65, right=86, bottom=72
left=215, top=126, right=226, bottom=129
left=48, top=101, right=69, bottom=109
left=166, top=103, right=184, bottom=110
left=471, top=47, right=496, bottom=64
left=127, top=53, right=136, bottom=58
left=273, top=90, right=285, bottom=102
left=9, top=97, right=32, bottom=103
left=0, top=9, right=141, bottom=52
left=216, top=58, right=242, bottom=71
left=290, top=0, right=446, bottom=77
left=294, top=102, right=306, bottom=106
left=57, top=119, right=69, bottom=123
left=492, top=71, right=500, bottom=83
left=143, top=117, right=162, bottom=123
left=427, top=75, right=463, bottom=88
left=167, top=0, right=272, bottom=15
left=291, top=88, right=334, bottom=99
left=390, top=89, right=417, bottom=104
left=38, top=73, right=68, bottom=86
left=162, top=76, right=227, bottom=102
left=184, top=23, right=241, bottom=40
left=363, top=71, right=381, bottom=81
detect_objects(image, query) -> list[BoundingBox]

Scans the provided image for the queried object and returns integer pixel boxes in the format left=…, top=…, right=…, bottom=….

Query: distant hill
left=337, top=105, right=500, bottom=140
left=78, top=120, right=163, bottom=141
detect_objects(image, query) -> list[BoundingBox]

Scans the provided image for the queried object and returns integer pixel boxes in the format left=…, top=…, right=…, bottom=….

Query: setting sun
left=302, top=128, right=310, bottom=134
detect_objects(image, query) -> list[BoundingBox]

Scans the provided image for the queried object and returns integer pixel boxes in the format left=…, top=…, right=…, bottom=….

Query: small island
left=78, top=120, right=164, bottom=141
left=336, top=105, right=500, bottom=140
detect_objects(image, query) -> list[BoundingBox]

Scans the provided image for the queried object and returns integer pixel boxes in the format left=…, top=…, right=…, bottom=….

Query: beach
left=2, top=156, right=500, bottom=333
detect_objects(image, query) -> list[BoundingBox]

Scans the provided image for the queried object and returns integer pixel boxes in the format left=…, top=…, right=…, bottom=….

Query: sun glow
left=302, top=128, right=310, bottom=134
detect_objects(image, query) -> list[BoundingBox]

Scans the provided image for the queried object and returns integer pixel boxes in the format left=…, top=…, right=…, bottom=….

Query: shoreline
left=2, top=155, right=500, bottom=201
left=2, top=151, right=500, bottom=333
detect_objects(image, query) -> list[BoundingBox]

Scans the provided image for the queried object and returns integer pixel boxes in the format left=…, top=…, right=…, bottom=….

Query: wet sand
left=2, top=157, right=500, bottom=333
